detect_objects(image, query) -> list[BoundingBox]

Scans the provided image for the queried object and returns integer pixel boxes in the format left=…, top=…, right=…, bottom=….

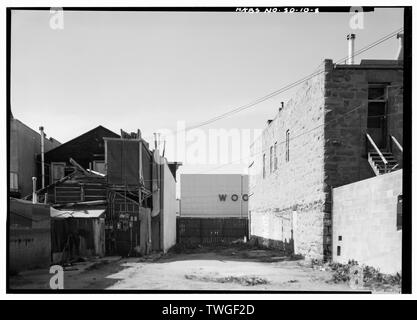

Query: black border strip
left=7, top=6, right=378, bottom=12
left=401, top=6, right=412, bottom=294
left=5, top=6, right=411, bottom=295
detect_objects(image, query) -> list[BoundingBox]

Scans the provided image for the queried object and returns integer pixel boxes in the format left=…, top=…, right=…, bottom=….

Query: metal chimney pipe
left=153, top=132, right=161, bottom=153
left=347, top=34, right=356, bottom=65
left=32, top=177, right=38, bottom=204
left=39, top=126, right=45, bottom=189
left=396, top=33, right=404, bottom=60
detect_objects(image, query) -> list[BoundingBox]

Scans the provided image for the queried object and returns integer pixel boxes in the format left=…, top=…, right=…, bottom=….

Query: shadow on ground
left=9, top=257, right=131, bottom=291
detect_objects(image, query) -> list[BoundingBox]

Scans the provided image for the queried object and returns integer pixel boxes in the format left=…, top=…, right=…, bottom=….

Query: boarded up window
left=274, top=142, right=278, bottom=171
left=285, top=130, right=290, bottom=162
left=10, top=172, right=18, bottom=191
left=105, top=139, right=151, bottom=188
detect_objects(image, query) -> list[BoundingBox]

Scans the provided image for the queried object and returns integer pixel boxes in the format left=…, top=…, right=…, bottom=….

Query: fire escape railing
left=366, top=132, right=388, bottom=174
left=390, top=135, right=403, bottom=153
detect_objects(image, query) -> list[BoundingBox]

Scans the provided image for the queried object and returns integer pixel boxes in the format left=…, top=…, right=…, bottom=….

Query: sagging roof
left=44, top=125, right=120, bottom=157
left=50, top=208, right=105, bottom=219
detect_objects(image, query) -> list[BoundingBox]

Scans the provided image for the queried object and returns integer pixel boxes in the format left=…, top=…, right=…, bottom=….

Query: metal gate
left=177, top=217, right=248, bottom=245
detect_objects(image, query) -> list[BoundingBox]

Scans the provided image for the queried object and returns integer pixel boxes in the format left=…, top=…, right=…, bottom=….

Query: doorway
left=367, top=83, right=388, bottom=148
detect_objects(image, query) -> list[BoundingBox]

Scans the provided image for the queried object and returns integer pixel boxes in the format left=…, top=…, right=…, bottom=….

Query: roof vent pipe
left=396, top=33, right=404, bottom=60
left=347, top=33, right=356, bottom=65
left=32, top=177, right=38, bottom=204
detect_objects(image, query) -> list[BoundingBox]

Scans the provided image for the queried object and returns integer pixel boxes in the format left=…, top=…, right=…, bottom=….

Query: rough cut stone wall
left=249, top=64, right=327, bottom=260
left=250, top=59, right=403, bottom=261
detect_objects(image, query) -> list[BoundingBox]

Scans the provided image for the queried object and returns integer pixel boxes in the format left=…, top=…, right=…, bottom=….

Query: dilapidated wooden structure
left=26, top=127, right=179, bottom=260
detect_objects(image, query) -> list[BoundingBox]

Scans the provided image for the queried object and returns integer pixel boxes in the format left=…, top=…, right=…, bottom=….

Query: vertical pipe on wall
left=347, top=34, right=356, bottom=65
left=32, top=177, right=37, bottom=204
left=39, top=126, right=45, bottom=189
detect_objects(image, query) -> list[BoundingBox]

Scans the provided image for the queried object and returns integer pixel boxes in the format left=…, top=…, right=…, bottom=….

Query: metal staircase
left=366, top=133, right=402, bottom=176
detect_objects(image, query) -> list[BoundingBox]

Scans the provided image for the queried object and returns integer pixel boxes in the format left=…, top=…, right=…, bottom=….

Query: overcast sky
left=11, top=8, right=404, bottom=175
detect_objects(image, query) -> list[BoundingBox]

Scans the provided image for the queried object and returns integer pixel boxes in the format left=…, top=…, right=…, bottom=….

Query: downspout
left=160, top=162, right=164, bottom=252
left=347, top=34, right=356, bottom=65
left=39, top=126, right=45, bottom=189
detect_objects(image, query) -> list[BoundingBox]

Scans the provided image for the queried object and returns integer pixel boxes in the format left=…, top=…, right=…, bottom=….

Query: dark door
left=114, top=212, right=140, bottom=256
left=367, top=84, right=388, bottom=148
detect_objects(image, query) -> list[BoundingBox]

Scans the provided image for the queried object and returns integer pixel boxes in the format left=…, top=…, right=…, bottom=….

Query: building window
left=285, top=130, right=290, bottom=162
left=274, top=142, right=278, bottom=171
left=10, top=172, right=18, bottom=191
left=50, top=162, right=66, bottom=183
left=93, top=160, right=106, bottom=174
left=262, top=153, right=266, bottom=179
left=270, top=146, right=273, bottom=174
left=367, top=83, right=387, bottom=129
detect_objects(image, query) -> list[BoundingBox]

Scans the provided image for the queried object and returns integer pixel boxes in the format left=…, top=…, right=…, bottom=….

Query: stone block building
left=249, top=57, right=403, bottom=260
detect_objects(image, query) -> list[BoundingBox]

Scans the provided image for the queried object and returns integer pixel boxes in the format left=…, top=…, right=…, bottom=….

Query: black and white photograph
left=4, top=3, right=411, bottom=297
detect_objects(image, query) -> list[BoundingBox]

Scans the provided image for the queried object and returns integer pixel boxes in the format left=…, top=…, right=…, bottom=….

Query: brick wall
left=324, top=60, right=403, bottom=189
left=332, top=170, right=402, bottom=274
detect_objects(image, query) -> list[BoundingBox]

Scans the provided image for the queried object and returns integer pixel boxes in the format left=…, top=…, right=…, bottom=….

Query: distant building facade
left=249, top=58, right=403, bottom=260
left=178, top=174, right=249, bottom=245
left=9, top=114, right=61, bottom=198
left=180, top=174, right=249, bottom=218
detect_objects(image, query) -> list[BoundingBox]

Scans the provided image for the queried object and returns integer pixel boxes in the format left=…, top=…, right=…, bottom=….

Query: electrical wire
left=194, top=87, right=403, bottom=175
left=143, top=27, right=403, bottom=142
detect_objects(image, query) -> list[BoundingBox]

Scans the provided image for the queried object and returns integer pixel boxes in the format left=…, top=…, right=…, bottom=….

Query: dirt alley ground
left=10, top=244, right=365, bottom=292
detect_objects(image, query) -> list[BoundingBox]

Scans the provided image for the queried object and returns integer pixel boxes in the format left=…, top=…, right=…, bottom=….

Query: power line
left=152, top=27, right=403, bottom=141
left=194, top=87, right=403, bottom=175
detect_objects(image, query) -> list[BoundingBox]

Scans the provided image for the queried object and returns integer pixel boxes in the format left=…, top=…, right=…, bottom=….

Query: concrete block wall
left=332, top=170, right=402, bottom=274
left=249, top=65, right=328, bottom=259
